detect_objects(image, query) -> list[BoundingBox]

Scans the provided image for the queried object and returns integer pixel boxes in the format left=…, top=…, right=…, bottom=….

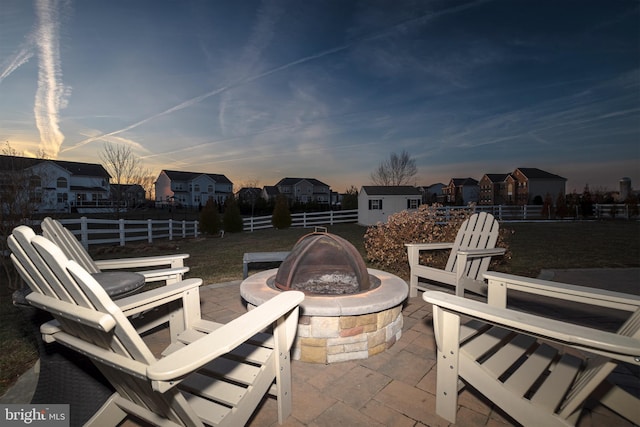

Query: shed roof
left=361, top=185, right=422, bottom=196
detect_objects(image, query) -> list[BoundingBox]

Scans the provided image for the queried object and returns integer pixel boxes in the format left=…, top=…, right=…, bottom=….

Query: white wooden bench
left=243, top=251, right=290, bottom=278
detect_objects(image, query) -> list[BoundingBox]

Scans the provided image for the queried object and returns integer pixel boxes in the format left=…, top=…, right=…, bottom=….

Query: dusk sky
left=1, top=0, right=638, bottom=194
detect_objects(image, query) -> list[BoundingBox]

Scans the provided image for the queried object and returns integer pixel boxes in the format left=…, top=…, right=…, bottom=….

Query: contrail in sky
left=62, top=0, right=492, bottom=154
left=33, top=0, right=69, bottom=159
left=0, top=46, right=33, bottom=84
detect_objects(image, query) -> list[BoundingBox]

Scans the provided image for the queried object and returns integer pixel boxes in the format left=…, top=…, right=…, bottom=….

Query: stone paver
left=3, top=269, right=638, bottom=426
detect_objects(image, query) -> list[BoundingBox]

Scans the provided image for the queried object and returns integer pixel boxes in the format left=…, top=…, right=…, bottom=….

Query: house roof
left=361, top=186, right=422, bottom=196
left=450, top=177, right=478, bottom=186
left=483, top=173, right=511, bottom=183
left=0, top=155, right=110, bottom=178
left=275, top=177, right=330, bottom=187
left=162, top=169, right=232, bottom=184
left=515, top=168, right=567, bottom=181
left=263, top=186, right=280, bottom=197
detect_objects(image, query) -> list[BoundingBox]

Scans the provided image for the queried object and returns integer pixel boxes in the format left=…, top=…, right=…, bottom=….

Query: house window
left=57, top=193, right=68, bottom=203
left=194, top=184, right=200, bottom=192
left=369, top=199, right=383, bottom=210
left=407, top=199, right=420, bottom=209
left=207, top=185, right=213, bottom=194
left=30, top=175, right=41, bottom=188
left=56, top=177, right=67, bottom=188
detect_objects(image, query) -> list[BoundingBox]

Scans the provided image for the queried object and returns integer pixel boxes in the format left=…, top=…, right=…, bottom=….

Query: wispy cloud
left=0, top=44, right=33, bottom=84
left=33, top=0, right=70, bottom=159
left=63, top=0, right=493, bottom=155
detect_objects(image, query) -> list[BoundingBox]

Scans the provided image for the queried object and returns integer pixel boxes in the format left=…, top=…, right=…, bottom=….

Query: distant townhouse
left=275, top=178, right=331, bottom=205
left=443, top=178, right=479, bottom=205
left=512, top=167, right=566, bottom=205
left=358, top=185, right=422, bottom=225
left=0, top=154, right=111, bottom=213
left=478, top=168, right=567, bottom=205
left=478, top=173, right=513, bottom=205
left=155, top=170, right=233, bottom=208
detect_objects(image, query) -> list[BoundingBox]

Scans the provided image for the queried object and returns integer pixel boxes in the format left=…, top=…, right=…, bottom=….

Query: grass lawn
left=1, top=220, right=638, bottom=397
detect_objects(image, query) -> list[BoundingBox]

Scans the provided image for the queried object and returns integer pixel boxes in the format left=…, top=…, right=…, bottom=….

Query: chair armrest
left=137, top=267, right=189, bottom=283
left=115, top=278, right=203, bottom=316
left=457, top=247, right=506, bottom=257
left=95, top=253, right=189, bottom=270
left=147, top=291, right=305, bottom=385
left=405, top=242, right=454, bottom=251
left=484, top=272, right=640, bottom=312
left=27, top=292, right=116, bottom=332
left=423, top=291, right=640, bottom=363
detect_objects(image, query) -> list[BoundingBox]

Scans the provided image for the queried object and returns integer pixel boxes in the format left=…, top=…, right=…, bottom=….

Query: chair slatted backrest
left=445, top=212, right=500, bottom=281
left=559, top=308, right=640, bottom=418
left=41, top=217, right=100, bottom=273
left=9, top=226, right=202, bottom=426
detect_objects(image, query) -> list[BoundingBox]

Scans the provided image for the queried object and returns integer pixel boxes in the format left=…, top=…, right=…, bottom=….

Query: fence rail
left=243, top=209, right=359, bottom=231
left=54, top=217, right=199, bottom=249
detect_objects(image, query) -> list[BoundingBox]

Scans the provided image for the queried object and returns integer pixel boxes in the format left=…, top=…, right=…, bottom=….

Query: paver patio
left=124, top=277, right=637, bottom=427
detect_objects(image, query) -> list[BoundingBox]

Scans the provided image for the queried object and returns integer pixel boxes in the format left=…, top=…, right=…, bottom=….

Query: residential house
left=274, top=178, right=331, bottom=205
left=417, top=183, right=446, bottom=204
left=262, top=186, right=280, bottom=202
left=443, top=178, right=479, bottom=205
left=155, top=170, right=233, bottom=208
left=512, top=167, right=566, bottom=205
left=0, top=155, right=111, bottom=213
left=358, top=186, right=422, bottom=226
left=478, top=174, right=513, bottom=205
left=110, top=184, right=146, bottom=208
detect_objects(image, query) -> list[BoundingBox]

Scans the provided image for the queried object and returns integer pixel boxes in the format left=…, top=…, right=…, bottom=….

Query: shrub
left=272, top=195, right=292, bottom=229
left=199, top=199, right=221, bottom=235
left=222, top=197, right=244, bottom=233
left=364, top=204, right=512, bottom=277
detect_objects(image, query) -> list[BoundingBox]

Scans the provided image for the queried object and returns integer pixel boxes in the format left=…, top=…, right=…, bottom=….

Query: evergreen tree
left=222, top=196, right=244, bottom=232
left=200, top=199, right=220, bottom=235
left=272, top=194, right=292, bottom=229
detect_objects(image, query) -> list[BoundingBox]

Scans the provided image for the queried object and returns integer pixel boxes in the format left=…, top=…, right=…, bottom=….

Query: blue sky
left=1, top=0, right=638, bottom=193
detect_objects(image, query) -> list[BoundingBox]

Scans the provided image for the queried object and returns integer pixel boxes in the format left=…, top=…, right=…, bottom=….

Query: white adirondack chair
left=423, top=271, right=640, bottom=426
left=41, top=217, right=189, bottom=286
left=9, top=225, right=304, bottom=427
left=405, top=211, right=505, bottom=297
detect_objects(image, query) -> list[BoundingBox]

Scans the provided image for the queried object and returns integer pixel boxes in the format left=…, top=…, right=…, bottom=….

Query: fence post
left=498, top=205, right=503, bottom=221
left=147, top=219, right=153, bottom=244
left=182, top=220, right=186, bottom=238
left=194, top=220, right=199, bottom=237
left=119, top=218, right=126, bottom=246
left=523, top=205, right=527, bottom=220
left=169, top=219, right=173, bottom=240
left=80, top=217, right=89, bottom=249
left=330, top=210, right=334, bottom=225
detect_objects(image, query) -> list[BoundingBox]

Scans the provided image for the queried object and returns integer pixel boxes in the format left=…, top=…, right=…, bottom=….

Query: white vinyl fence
left=243, top=209, right=359, bottom=232
left=54, top=217, right=199, bottom=249
left=34, top=203, right=635, bottom=249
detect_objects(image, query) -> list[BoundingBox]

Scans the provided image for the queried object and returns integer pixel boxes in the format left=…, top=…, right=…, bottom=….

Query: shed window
left=407, top=199, right=420, bottom=209
left=368, top=199, right=383, bottom=210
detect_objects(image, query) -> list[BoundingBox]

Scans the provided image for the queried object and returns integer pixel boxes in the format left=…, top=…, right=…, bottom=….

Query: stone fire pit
left=240, top=231, right=408, bottom=364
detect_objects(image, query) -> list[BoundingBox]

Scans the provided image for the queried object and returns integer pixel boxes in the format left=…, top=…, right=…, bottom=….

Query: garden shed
left=358, top=185, right=422, bottom=226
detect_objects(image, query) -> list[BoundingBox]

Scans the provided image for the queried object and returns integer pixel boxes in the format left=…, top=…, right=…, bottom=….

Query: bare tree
left=99, top=142, right=151, bottom=213
left=370, top=150, right=417, bottom=186
left=0, top=143, right=41, bottom=289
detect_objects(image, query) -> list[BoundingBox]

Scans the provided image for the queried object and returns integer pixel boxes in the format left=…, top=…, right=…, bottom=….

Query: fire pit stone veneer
left=240, top=268, right=408, bottom=363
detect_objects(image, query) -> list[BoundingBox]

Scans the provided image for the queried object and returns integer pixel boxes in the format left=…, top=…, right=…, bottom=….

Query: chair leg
left=409, top=274, right=419, bottom=298
left=84, top=394, right=127, bottom=427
